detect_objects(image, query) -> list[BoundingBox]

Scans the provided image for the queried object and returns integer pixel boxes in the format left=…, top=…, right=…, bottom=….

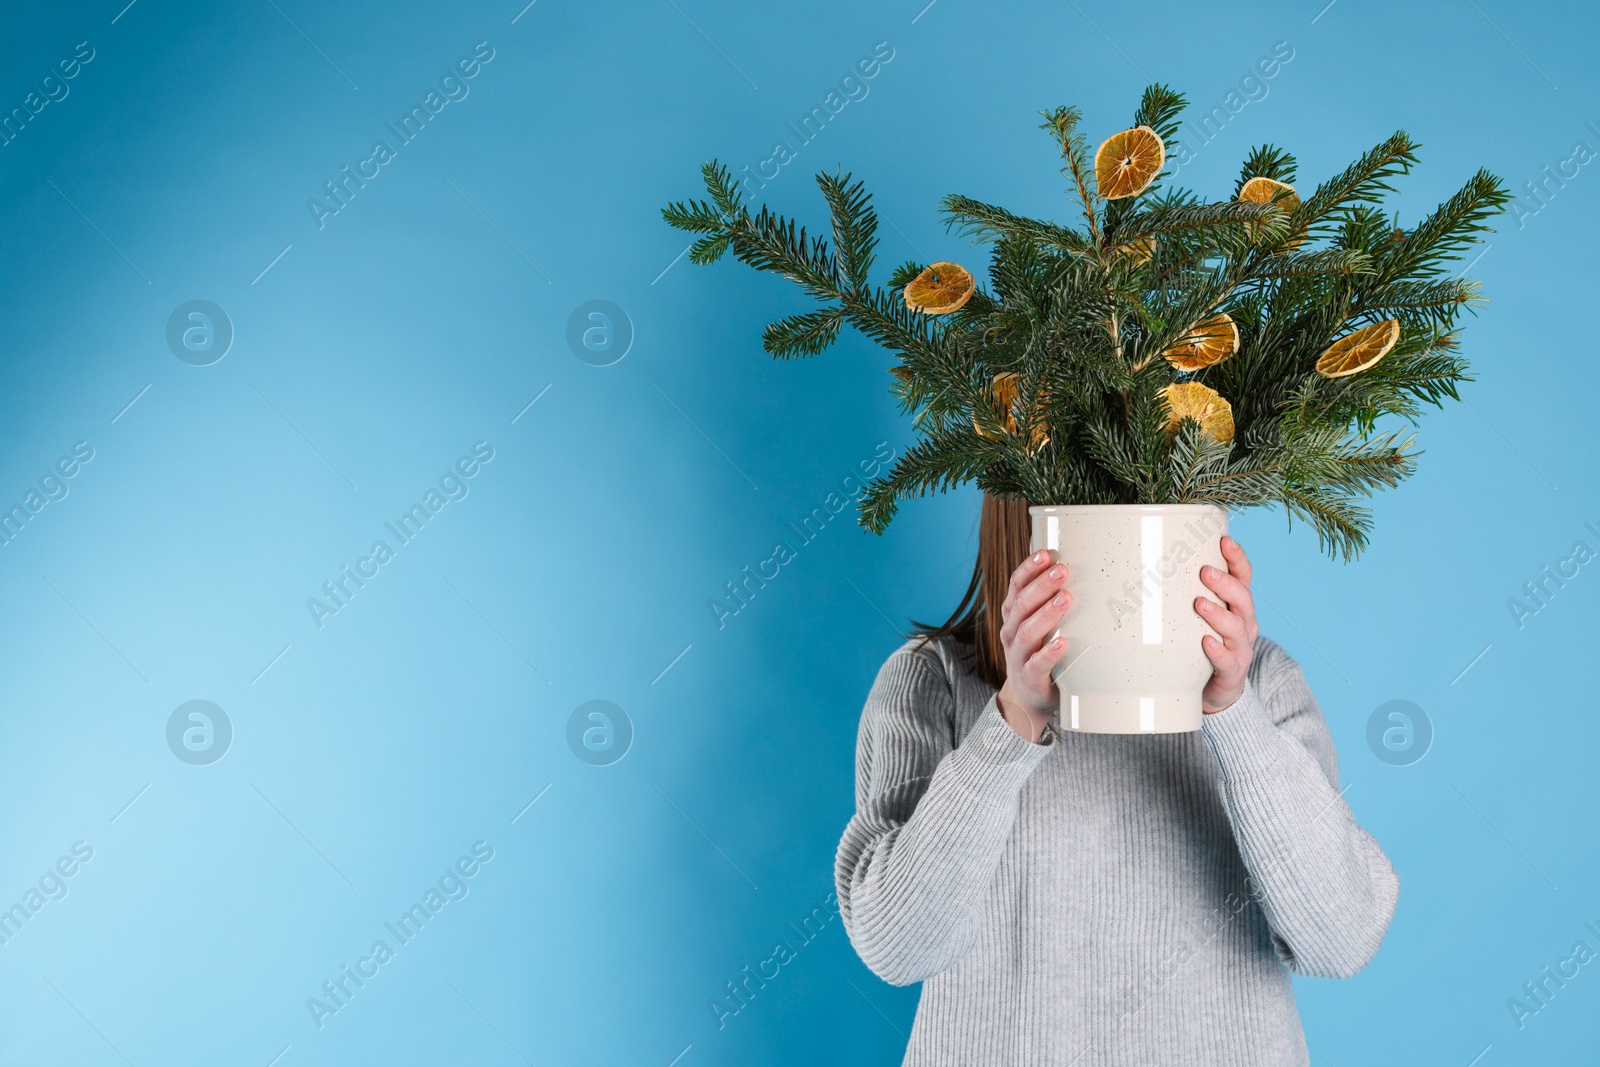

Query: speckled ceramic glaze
left=1029, top=504, right=1228, bottom=734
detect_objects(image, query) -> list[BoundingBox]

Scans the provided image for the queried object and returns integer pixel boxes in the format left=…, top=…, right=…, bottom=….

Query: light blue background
left=0, top=1, right=1594, bottom=1064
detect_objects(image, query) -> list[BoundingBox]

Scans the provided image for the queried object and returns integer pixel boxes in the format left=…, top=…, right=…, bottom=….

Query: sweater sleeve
left=1199, top=639, right=1401, bottom=979
left=834, top=641, right=1053, bottom=986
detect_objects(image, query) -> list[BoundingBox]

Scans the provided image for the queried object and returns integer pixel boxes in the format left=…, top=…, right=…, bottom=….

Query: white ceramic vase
left=1029, top=504, right=1228, bottom=734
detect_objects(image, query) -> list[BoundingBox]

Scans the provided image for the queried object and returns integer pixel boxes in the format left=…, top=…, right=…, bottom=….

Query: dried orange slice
left=1095, top=127, right=1165, bottom=200
left=903, top=262, right=975, bottom=315
left=992, top=372, right=1021, bottom=417
left=972, top=373, right=1022, bottom=440
left=1315, top=319, right=1401, bottom=378
left=1163, top=312, right=1239, bottom=371
left=1022, top=380, right=1051, bottom=453
left=973, top=372, right=1049, bottom=452
left=1162, top=381, right=1234, bottom=444
left=1238, top=177, right=1302, bottom=244
left=1238, top=176, right=1300, bottom=212
left=1112, top=235, right=1156, bottom=265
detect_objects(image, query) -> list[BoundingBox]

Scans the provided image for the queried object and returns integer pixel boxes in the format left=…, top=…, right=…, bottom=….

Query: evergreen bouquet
left=662, top=84, right=1508, bottom=560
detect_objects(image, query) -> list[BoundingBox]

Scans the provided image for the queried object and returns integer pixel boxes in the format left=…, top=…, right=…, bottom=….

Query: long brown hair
left=909, top=493, right=1033, bottom=689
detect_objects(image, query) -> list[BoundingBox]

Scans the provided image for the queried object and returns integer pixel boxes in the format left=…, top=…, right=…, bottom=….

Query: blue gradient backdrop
left=0, top=1, right=1595, bottom=1064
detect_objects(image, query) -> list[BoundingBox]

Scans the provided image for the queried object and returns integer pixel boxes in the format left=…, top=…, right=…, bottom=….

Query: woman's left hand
left=1195, top=536, right=1259, bottom=714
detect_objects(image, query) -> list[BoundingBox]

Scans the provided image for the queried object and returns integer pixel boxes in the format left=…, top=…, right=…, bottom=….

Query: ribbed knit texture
left=835, top=633, right=1399, bottom=1066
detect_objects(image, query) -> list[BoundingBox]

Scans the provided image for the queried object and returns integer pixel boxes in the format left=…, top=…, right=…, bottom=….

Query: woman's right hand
left=995, top=549, right=1073, bottom=742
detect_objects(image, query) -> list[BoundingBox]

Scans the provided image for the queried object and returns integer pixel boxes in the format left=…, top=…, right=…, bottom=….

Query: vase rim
left=1027, top=503, right=1228, bottom=515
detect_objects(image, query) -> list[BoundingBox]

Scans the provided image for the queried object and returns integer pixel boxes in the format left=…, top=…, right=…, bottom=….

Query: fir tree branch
left=1118, top=200, right=1278, bottom=242
left=1354, top=277, right=1480, bottom=315
left=1247, top=248, right=1375, bottom=280
left=817, top=170, right=879, bottom=297
left=942, top=194, right=1090, bottom=253
left=1375, top=169, right=1510, bottom=282
left=1298, top=131, right=1418, bottom=228
left=1279, top=485, right=1371, bottom=562
left=762, top=307, right=844, bottom=358
left=859, top=428, right=1000, bottom=533
left=1132, top=83, right=1188, bottom=153
left=687, top=233, right=732, bottom=265
left=1039, top=106, right=1102, bottom=244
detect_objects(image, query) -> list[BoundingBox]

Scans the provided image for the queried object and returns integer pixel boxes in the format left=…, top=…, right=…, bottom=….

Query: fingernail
left=1049, top=564, right=1066, bottom=580
left=1202, top=566, right=1216, bottom=579
left=1051, top=591, right=1069, bottom=607
left=1033, top=550, right=1048, bottom=564
left=1052, top=636, right=1065, bottom=649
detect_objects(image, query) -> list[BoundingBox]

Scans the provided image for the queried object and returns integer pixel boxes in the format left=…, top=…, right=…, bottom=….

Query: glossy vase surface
left=1029, top=504, right=1229, bottom=734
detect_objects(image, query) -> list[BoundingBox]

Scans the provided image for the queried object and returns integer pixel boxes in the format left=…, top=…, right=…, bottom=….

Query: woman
left=835, top=494, right=1398, bottom=1066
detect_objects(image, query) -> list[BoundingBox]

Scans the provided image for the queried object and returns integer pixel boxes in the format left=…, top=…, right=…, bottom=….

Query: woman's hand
left=995, top=549, right=1073, bottom=742
left=1196, top=535, right=1259, bottom=714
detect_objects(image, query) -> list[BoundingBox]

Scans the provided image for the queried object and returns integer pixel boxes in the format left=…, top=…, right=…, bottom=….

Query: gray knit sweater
left=835, top=633, right=1399, bottom=1066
